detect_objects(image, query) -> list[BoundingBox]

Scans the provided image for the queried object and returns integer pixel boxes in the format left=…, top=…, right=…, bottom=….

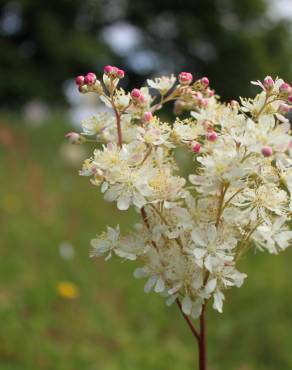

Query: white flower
left=90, top=225, right=120, bottom=260
left=235, top=184, right=289, bottom=222
left=147, top=75, right=176, bottom=95
left=254, top=217, right=292, bottom=254
left=191, top=225, right=236, bottom=272
left=81, top=112, right=115, bottom=137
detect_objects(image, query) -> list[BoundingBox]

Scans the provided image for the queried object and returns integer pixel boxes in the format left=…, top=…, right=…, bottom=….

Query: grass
left=1, top=112, right=292, bottom=370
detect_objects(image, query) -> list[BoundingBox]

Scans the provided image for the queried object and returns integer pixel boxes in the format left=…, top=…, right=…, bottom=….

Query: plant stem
left=114, top=108, right=122, bottom=147
left=176, top=299, right=200, bottom=341
left=199, top=305, right=207, bottom=370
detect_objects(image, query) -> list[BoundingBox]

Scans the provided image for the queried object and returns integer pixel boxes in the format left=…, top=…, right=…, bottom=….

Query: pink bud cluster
left=261, top=76, right=292, bottom=108
left=179, top=72, right=193, bottom=85
left=76, top=72, right=96, bottom=87
left=103, top=65, right=125, bottom=79
left=75, top=72, right=102, bottom=93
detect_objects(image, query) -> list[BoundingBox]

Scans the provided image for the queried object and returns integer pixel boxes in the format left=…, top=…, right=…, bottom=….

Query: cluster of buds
left=103, top=65, right=125, bottom=79
left=174, top=75, right=214, bottom=115
left=260, top=76, right=292, bottom=104
left=75, top=72, right=103, bottom=94
left=178, top=72, right=193, bottom=85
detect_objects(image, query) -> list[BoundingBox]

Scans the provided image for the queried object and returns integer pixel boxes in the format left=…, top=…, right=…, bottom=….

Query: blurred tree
left=0, top=0, right=291, bottom=106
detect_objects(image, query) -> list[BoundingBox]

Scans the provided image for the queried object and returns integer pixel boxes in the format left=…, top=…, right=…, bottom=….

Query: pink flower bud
left=131, top=88, right=142, bottom=99
left=104, top=65, right=114, bottom=74
left=263, top=76, right=274, bottom=90
left=116, top=68, right=125, bottom=78
left=201, top=77, right=209, bottom=87
left=278, top=103, right=291, bottom=115
left=279, top=83, right=291, bottom=95
left=207, top=131, right=218, bottom=142
left=261, top=146, right=273, bottom=157
left=144, top=111, right=153, bottom=122
left=75, top=75, right=85, bottom=86
left=288, top=96, right=292, bottom=103
left=138, top=94, right=146, bottom=104
left=84, top=72, right=96, bottom=85
left=191, top=141, right=201, bottom=153
left=179, top=72, right=193, bottom=85
left=65, top=132, right=83, bottom=144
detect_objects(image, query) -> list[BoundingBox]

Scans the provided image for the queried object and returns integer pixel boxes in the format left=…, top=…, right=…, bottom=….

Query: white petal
left=193, top=248, right=206, bottom=259
left=181, top=295, right=192, bottom=315
left=144, top=276, right=157, bottom=293
left=117, top=194, right=131, bottom=210
left=154, top=277, right=165, bottom=293
left=205, top=278, right=217, bottom=294
left=133, top=268, right=148, bottom=278
left=213, top=291, right=225, bottom=313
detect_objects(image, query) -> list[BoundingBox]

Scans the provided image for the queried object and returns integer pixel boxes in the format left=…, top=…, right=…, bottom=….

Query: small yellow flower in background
left=57, top=281, right=79, bottom=299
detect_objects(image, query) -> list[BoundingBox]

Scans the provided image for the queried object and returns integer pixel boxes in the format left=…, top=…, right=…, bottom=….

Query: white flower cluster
left=72, top=69, right=292, bottom=317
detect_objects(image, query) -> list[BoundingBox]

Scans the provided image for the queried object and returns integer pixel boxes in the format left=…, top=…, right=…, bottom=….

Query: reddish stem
left=199, top=305, right=207, bottom=370
left=176, top=299, right=200, bottom=341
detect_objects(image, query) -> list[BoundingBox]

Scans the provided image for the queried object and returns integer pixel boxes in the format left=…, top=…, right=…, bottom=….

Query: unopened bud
left=75, top=75, right=85, bottom=86
left=104, top=65, right=114, bottom=75
left=190, top=140, right=201, bottom=153
left=179, top=72, right=193, bottom=85
left=263, top=76, right=274, bottom=90
left=207, top=131, right=218, bottom=142
left=279, top=83, right=291, bottom=95
left=131, top=88, right=143, bottom=100
left=65, top=132, right=85, bottom=144
left=144, top=111, right=153, bottom=122
left=278, top=103, right=291, bottom=115
left=84, top=72, right=96, bottom=85
left=288, top=96, right=292, bottom=103
left=261, top=146, right=273, bottom=157
left=116, top=68, right=125, bottom=78
left=201, top=77, right=209, bottom=87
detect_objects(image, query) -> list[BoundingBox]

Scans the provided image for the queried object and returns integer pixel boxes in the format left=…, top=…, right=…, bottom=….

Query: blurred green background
left=1, top=1, right=292, bottom=369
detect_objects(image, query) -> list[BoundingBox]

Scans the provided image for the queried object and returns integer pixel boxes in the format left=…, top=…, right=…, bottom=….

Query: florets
left=70, top=67, right=292, bottom=318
